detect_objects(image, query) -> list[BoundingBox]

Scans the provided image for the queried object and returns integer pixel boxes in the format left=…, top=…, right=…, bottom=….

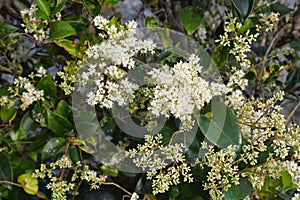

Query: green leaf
left=63, top=16, right=90, bottom=33
left=105, top=0, right=120, bottom=6
left=36, top=0, right=50, bottom=21
left=49, top=20, right=76, bottom=40
left=212, top=45, right=229, bottom=70
left=0, top=154, right=13, bottom=189
left=20, top=112, right=39, bottom=137
left=0, top=23, right=18, bottom=40
left=52, top=0, right=66, bottom=14
left=231, top=0, right=254, bottom=21
left=180, top=7, right=203, bottom=35
left=17, top=174, right=38, bottom=195
left=42, top=137, right=67, bottom=160
left=197, top=102, right=242, bottom=148
left=75, top=122, right=98, bottom=139
left=100, top=165, right=119, bottom=177
left=46, top=109, right=73, bottom=135
left=56, top=100, right=72, bottom=121
left=223, top=177, right=253, bottom=199
left=282, top=170, right=298, bottom=191
left=285, top=68, right=299, bottom=90
left=238, top=19, right=253, bottom=34
left=0, top=107, right=16, bottom=123
left=270, top=3, right=292, bottom=16
left=55, top=39, right=86, bottom=59
left=36, top=74, right=57, bottom=99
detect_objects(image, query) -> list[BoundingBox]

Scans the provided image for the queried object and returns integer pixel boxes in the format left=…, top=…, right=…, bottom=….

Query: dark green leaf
left=0, top=154, right=12, bottom=189
left=46, top=109, right=73, bottom=135
left=20, top=112, right=39, bottom=137
left=49, top=20, right=76, bottom=40
left=52, top=0, right=66, bottom=14
left=212, top=45, right=229, bottom=70
left=64, top=16, right=90, bottom=33
left=36, top=74, right=57, bottom=99
left=180, top=7, right=203, bottom=35
left=231, top=0, right=254, bottom=21
left=42, top=137, right=67, bottom=160
left=0, top=107, right=16, bottom=123
left=56, top=100, right=72, bottom=121
left=270, top=3, right=292, bottom=16
left=223, top=177, right=253, bottom=199
left=36, top=0, right=50, bottom=21
left=285, top=68, right=299, bottom=90
left=197, top=102, right=242, bottom=148
left=0, top=23, right=18, bottom=40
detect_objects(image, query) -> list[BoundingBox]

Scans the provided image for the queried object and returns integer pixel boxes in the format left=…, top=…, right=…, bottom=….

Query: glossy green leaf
left=223, top=177, right=253, bottom=199
left=17, top=174, right=38, bottom=195
left=0, top=154, right=12, bottom=189
left=20, top=112, right=39, bottom=137
left=197, top=102, right=242, bottom=148
left=180, top=7, right=203, bottom=35
left=36, top=74, right=57, bottom=99
left=49, top=20, right=76, bottom=40
left=231, top=0, right=254, bottom=21
left=42, top=137, right=67, bottom=160
left=270, top=3, right=293, bottom=16
left=0, top=107, right=16, bottom=123
left=55, top=39, right=86, bottom=59
left=285, top=68, right=299, bottom=90
left=46, top=109, right=73, bottom=135
left=0, top=23, right=18, bottom=40
left=36, top=0, right=50, bottom=21
left=56, top=100, right=72, bottom=121
left=212, top=45, right=229, bottom=69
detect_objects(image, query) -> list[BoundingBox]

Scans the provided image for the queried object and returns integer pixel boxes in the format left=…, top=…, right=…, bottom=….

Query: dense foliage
left=0, top=0, right=300, bottom=200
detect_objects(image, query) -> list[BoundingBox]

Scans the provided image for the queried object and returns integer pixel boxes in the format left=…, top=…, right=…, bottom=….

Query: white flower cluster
left=282, top=160, right=300, bottom=188
left=259, top=12, right=280, bottom=32
left=21, top=5, right=61, bottom=42
left=83, top=16, right=155, bottom=108
left=216, top=17, right=259, bottom=69
left=32, top=155, right=107, bottom=200
left=148, top=54, right=225, bottom=131
left=196, top=142, right=239, bottom=200
left=126, top=134, right=193, bottom=195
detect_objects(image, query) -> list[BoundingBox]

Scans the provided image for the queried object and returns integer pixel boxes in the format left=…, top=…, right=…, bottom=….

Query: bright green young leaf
left=0, top=107, right=16, bottom=123
left=49, top=20, right=76, bottom=40
left=100, top=165, right=119, bottom=177
left=42, top=137, right=67, bottom=160
left=282, top=170, right=298, bottom=191
left=46, top=109, right=73, bottom=135
left=55, top=39, right=86, bottom=59
left=36, top=74, right=57, bottom=99
left=17, top=174, right=38, bottom=195
left=0, top=154, right=13, bottom=189
left=56, top=100, right=72, bottom=121
left=238, top=18, right=253, bottom=34
left=36, top=0, right=51, bottom=21
left=105, top=0, right=121, bottom=6
left=180, top=6, right=203, bottom=35
left=20, top=112, right=39, bottom=137
left=223, top=177, right=253, bottom=199
left=197, top=102, right=242, bottom=148
left=0, top=23, right=18, bottom=40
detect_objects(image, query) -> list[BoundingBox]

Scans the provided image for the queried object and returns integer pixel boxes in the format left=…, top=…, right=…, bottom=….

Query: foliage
left=0, top=0, right=300, bottom=200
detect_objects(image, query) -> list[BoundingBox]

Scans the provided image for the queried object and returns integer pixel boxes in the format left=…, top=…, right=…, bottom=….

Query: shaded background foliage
left=0, top=0, right=300, bottom=200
